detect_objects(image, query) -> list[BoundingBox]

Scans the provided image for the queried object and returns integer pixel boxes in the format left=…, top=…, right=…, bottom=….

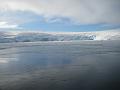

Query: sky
left=0, top=0, right=120, bottom=32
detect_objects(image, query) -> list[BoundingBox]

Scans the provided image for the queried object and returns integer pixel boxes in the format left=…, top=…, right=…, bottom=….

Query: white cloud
left=0, top=21, right=18, bottom=28
left=0, top=0, right=120, bottom=24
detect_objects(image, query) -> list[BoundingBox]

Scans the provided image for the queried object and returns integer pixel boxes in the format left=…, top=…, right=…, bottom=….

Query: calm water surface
left=0, top=41, right=120, bottom=90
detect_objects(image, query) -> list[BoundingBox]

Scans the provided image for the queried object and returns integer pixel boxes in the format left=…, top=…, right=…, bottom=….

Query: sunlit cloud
left=0, top=21, right=18, bottom=29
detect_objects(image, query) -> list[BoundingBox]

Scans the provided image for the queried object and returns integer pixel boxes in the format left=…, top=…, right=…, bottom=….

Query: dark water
left=0, top=41, right=120, bottom=90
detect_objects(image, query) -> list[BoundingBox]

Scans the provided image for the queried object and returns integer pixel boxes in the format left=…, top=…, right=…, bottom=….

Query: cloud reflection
left=0, top=57, right=19, bottom=64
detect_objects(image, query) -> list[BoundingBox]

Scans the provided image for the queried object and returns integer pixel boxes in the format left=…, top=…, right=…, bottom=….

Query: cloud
left=0, top=21, right=18, bottom=28
left=0, top=0, right=120, bottom=24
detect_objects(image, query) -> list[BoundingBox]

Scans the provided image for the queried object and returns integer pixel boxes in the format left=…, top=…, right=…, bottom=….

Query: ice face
left=0, top=30, right=120, bottom=43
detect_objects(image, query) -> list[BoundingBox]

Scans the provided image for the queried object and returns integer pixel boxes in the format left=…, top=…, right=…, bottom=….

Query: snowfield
left=0, top=30, right=120, bottom=43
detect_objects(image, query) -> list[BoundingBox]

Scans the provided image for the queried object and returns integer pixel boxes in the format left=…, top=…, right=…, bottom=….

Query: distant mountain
left=0, top=30, right=120, bottom=43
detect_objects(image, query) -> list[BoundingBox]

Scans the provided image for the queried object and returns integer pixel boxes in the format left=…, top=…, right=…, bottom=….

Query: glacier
left=0, top=30, right=120, bottom=43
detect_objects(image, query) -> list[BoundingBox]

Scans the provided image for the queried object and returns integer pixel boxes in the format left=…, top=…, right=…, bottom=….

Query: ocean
left=0, top=40, right=120, bottom=90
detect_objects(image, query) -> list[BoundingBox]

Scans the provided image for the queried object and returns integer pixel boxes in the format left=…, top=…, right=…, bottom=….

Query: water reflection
left=0, top=48, right=19, bottom=64
left=0, top=58, right=18, bottom=64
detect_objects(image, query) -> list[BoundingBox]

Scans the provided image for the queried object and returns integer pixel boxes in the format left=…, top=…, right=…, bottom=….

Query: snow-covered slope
left=0, top=30, right=120, bottom=43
